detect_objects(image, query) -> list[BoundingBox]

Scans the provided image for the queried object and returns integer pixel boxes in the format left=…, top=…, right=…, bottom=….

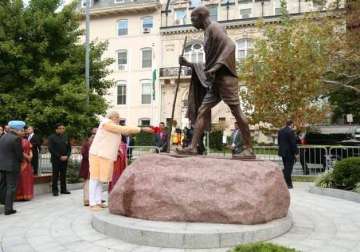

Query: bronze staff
left=166, top=36, right=187, bottom=152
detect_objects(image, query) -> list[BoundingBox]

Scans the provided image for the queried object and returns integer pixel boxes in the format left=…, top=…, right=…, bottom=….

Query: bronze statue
left=176, top=6, right=255, bottom=159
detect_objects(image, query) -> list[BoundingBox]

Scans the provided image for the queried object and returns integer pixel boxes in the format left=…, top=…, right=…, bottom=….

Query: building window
left=142, top=16, right=153, bottom=33
left=184, top=43, right=205, bottom=64
left=275, top=7, right=281, bottom=15
left=141, top=80, right=152, bottom=104
left=81, top=0, right=92, bottom=8
left=117, top=19, right=128, bottom=36
left=139, top=118, right=151, bottom=126
left=117, top=81, right=126, bottom=105
left=190, top=0, right=201, bottom=7
left=240, top=8, right=252, bottom=18
left=274, top=0, right=283, bottom=15
left=236, top=38, right=253, bottom=62
left=238, top=0, right=252, bottom=3
left=117, top=50, right=127, bottom=71
left=208, top=5, right=218, bottom=21
left=141, top=48, right=152, bottom=68
left=175, top=9, right=187, bottom=25
left=119, top=119, right=126, bottom=125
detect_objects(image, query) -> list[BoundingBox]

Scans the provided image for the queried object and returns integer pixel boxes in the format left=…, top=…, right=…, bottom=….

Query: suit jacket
left=48, top=133, right=71, bottom=163
left=29, top=133, right=42, bottom=157
left=0, top=132, right=23, bottom=172
left=278, top=126, right=299, bottom=158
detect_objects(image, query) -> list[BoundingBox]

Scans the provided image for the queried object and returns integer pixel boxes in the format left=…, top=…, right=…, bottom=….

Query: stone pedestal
left=109, top=154, right=290, bottom=225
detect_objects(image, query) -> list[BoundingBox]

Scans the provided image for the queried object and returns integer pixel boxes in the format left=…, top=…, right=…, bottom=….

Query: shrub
left=315, top=171, right=335, bottom=188
left=135, top=131, right=155, bottom=146
left=332, top=157, right=360, bottom=190
left=228, top=242, right=299, bottom=252
left=209, top=130, right=224, bottom=151
left=353, top=183, right=360, bottom=193
left=66, top=160, right=82, bottom=184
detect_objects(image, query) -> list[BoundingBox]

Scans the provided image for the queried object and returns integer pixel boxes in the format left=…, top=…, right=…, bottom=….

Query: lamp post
left=85, top=0, right=90, bottom=105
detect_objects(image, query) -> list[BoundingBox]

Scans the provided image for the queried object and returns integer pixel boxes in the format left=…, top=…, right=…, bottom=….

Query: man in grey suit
left=0, top=121, right=25, bottom=215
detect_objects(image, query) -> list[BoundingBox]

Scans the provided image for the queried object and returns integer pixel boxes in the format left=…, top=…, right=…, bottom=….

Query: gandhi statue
left=176, top=6, right=255, bottom=159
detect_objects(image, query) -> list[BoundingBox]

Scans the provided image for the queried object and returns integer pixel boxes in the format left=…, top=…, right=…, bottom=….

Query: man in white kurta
left=88, top=111, right=152, bottom=211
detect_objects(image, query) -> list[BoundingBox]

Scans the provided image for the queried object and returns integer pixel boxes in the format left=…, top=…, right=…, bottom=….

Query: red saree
left=16, top=138, right=34, bottom=201
left=108, top=143, right=127, bottom=192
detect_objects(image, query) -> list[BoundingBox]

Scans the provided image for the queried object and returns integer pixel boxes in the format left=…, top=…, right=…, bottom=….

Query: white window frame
left=174, top=9, right=187, bottom=25
left=141, top=79, right=152, bottom=105
left=240, top=8, right=252, bottom=19
left=142, top=16, right=153, bottom=34
left=141, top=48, right=152, bottom=69
left=138, top=118, right=151, bottom=126
left=117, top=19, right=128, bottom=36
left=117, top=49, right=128, bottom=71
left=81, top=0, right=92, bottom=8
left=236, top=38, right=253, bottom=62
left=116, top=81, right=127, bottom=105
left=208, top=5, right=218, bottom=21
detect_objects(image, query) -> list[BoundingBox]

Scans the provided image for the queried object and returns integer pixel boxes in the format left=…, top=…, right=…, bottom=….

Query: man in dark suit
left=278, top=120, right=299, bottom=189
left=48, top=123, right=71, bottom=196
left=27, top=126, right=42, bottom=176
left=0, top=121, right=25, bottom=215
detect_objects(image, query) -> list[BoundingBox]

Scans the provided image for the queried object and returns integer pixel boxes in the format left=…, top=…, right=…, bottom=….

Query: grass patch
left=228, top=242, right=299, bottom=252
left=292, top=175, right=317, bottom=182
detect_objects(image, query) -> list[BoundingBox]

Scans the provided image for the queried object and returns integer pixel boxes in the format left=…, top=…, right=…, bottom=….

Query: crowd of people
left=0, top=115, right=170, bottom=215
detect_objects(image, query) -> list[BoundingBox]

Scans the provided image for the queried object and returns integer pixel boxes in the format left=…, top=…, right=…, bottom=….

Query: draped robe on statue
left=186, top=22, right=240, bottom=128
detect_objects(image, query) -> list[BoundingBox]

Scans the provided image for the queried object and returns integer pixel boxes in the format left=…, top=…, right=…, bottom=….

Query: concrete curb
left=91, top=211, right=293, bottom=249
left=309, top=185, right=360, bottom=203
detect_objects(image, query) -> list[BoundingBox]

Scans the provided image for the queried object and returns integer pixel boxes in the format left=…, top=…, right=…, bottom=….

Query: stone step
left=92, top=211, right=293, bottom=249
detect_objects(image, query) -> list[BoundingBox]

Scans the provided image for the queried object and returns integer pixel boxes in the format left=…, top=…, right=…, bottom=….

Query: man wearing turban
left=0, top=120, right=25, bottom=215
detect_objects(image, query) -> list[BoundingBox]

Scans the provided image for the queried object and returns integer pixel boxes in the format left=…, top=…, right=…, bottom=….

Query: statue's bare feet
left=232, top=148, right=256, bottom=160
left=175, top=147, right=198, bottom=155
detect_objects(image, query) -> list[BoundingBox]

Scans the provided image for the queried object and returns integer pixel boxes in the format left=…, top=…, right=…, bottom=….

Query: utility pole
left=85, top=0, right=90, bottom=105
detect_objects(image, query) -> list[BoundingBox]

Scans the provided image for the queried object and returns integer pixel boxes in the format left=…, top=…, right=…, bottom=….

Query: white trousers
left=89, top=179, right=102, bottom=206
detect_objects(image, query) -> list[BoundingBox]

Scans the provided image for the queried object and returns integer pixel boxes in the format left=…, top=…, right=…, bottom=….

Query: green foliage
left=353, top=183, right=360, bottom=193
left=333, top=157, right=360, bottom=190
left=134, top=132, right=155, bottom=146
left=239, top=0, right=341, bottom=129
left=66, top=160, right=82, bottom=184
left=209, top=130, right=224, bottom=151
left=228, top=242, right=299, bottom=252
left=0, top=0, right=114, bottom=139
left=292, top=176, right=317, bottom=182
left=315, top=170, right=335, bottom=188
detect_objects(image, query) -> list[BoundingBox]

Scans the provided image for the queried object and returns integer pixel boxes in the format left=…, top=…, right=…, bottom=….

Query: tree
left=0, top=0, right=114, bottom=139
left=239, top=0, right=341, bottom=129
left=323, top=0, right=360, bottom=123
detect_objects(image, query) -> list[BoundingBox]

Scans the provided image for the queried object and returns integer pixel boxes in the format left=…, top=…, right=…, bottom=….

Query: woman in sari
left=79, top=128, right=97, bottom=206
left=16, top=129, right=34, bottom=201
left=108, top=139, right=127, bottom=192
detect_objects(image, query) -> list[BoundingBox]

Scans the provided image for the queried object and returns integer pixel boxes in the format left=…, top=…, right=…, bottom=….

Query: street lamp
left=85, top=0, right=90, bottom=105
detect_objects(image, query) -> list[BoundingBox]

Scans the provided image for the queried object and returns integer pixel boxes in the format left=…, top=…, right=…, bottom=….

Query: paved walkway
left=0, top=183, right=359, bottom=252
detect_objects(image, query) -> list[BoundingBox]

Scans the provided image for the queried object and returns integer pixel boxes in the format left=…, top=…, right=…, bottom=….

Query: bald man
left=177, top=6, right=254, bottom=159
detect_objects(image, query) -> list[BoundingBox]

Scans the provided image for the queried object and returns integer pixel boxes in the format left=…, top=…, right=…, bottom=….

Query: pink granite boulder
left=109, top=154, right=290, bottom=224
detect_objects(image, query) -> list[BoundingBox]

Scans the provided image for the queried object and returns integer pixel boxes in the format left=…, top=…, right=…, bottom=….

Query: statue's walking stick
left=166, top=36, right=187, bottom=153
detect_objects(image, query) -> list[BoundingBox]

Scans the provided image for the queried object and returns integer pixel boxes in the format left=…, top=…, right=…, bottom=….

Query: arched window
left=184, top=43, right=205, bottom=64
left=236, top=38, right=253, bottom=62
